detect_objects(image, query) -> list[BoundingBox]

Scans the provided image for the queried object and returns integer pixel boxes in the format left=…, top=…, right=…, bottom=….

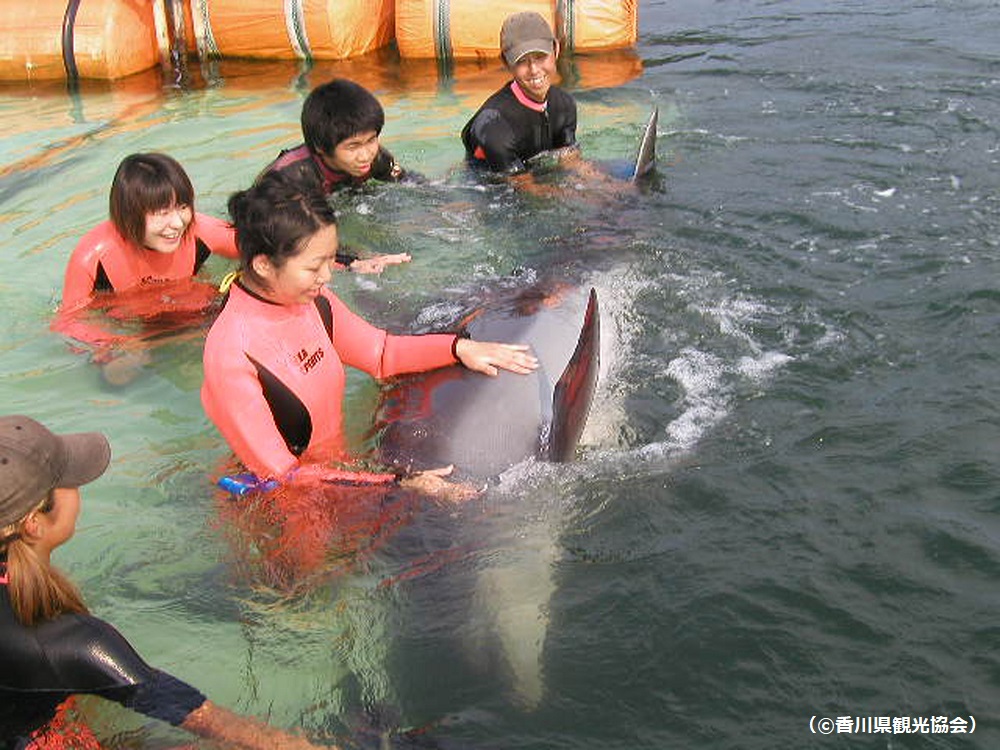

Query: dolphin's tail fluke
left=548, top=288, right=600, bottom=461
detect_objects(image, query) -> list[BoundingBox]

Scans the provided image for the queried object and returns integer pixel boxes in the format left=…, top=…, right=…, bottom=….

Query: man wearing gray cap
left=461, top=11, right=579, bottom=179
left=0, top=415, right=327, bottom=748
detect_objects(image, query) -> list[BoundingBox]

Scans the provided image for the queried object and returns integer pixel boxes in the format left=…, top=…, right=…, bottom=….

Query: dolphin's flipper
left=632, top=107, right=658, bottom=181
left=548, top=288, right=600, bottom=462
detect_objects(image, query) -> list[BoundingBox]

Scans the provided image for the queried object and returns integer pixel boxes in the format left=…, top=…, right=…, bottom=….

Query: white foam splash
left=579, top=266, right=655, bottom=449
left=413, top=300, right=467, bottom=329
left=644, top=285, right=794, bottom=460
left=737, top=350, right=793, bottom=380
left=665, top=347, right=729, bottom=452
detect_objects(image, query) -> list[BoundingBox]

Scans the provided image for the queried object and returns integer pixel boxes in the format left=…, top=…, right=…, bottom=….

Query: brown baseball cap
left=500, top=11, right=556, bottom=66
left=0, top=416, right=110, bottom=528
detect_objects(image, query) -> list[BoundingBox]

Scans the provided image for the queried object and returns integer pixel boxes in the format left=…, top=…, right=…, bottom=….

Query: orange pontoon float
left=0, top=0, right=637, bottom=83
left=0, top=0, right=163, bottom=81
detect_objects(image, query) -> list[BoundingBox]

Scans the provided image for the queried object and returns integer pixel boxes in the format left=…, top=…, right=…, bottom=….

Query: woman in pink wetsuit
left=51, top=153, right=240, bottom=385
left=202, top=171, right=538, bottom=493
left=56, top=152, right=239, bottom=319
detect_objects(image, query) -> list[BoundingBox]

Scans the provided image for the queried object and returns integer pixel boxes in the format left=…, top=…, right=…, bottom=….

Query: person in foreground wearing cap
left=461, top=11, right=594, bottom=188
left=0, top=415, right=330, bottom=749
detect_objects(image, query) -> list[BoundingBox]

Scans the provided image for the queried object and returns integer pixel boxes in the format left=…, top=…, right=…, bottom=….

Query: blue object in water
left=218, top=472, right=278, bottom=497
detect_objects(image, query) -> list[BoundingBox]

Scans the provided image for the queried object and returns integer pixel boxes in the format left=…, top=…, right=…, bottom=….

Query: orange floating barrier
left=556, top=0, right=638, bottom=52
left=185, top=0, right=394, bottom=62
left=395, top=0, right=637, bottom=59
left=0, top=0, right=394, bottom=81
left=0, top=0, right=638, bottom=82
left=0, top=0, right=163, bottom=82
left=396, top=0, right=552, bottom=60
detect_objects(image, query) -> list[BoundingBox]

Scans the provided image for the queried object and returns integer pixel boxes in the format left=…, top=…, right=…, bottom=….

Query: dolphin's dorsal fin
left=632, top=106, right=658, bottom=181
left=548, top=288, right=600, bottom=462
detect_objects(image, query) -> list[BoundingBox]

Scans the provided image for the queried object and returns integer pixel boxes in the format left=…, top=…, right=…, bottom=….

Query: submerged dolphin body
left=375, top=283, right=600, bottom=709
left=377, top=285, right=600, bottom=479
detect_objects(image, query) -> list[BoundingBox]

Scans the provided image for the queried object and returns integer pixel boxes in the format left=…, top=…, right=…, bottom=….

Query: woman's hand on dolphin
left=350, top=253, right=412, bottom=274
left=399, top=464, right=480, bottom=502
left=455, top=339, right=539, bottom=377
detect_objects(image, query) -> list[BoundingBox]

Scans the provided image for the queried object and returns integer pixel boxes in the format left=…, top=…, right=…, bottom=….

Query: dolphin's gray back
left=377, top=287, right=594, bottom=479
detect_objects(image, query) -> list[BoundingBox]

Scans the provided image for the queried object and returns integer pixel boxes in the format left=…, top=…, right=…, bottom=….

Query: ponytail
left=1, top=522, right=88, bottom=626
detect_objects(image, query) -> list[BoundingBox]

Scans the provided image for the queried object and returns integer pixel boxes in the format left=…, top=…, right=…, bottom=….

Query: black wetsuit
left=461, top=81, right=578, bottom=174
left=260, top=143, right=405, bottom=195
left=258, top=144, right=407, bottom=266
left=0, top=578, right=206, bottom=749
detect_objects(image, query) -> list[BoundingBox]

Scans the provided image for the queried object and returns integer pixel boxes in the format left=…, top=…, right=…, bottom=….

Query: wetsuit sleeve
left=464, top=110, right=526, bottom=174
left=371, top=146, right=407, bottom=182
left=324, top=290, right=458, bottom=378
left=60, top=227, right=105, bottom=313
left=202, top=334, right=301, bottom=480
left=553, top=90, right=578, bottom=149
left=58, top=628, right=207, bottom=727
left=50, top=307, right=123, bottom=349
left=106, top=668, right=206, bottom=727
left=192, top=213, right=239, bottom=260
left=6, top=609, right=206, bottom=721
left=336, top=244, right=360, bottom=268
left=13, top=612, right=161, bottom=692
left=51, top=227, right=123, bottom=347
left=0, top=605, right=207, bottom=738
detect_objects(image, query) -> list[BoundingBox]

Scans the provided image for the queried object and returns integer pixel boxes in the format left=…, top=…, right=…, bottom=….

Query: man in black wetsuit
left=262, top=78, right=409, bottom=194
left=260, top=78, right=412, bottom=274
left=461, top=11, right=580, bottom=183
left=0, top=415, right=326, bottom=749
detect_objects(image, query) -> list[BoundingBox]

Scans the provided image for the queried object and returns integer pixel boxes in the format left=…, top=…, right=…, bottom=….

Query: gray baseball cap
left=500, top=11, right=556, bottom=66
left=0, top=415, right=110, bottom=528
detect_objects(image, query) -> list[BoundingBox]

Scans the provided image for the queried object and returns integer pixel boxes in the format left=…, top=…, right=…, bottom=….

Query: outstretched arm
left=512, top=147, right=635, bottom=199
left=193, top=213, right=240, bottom=260
left=182, top=700, right=334, bottom=749
left=348, top=252, right=412, bottom=274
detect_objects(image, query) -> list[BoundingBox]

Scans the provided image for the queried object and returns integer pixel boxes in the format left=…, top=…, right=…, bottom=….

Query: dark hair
left=301, top=78, right=385, bottom=156
left=227, top=171, right=338, bottom=285
left=109, top=153, right=195, bottom=248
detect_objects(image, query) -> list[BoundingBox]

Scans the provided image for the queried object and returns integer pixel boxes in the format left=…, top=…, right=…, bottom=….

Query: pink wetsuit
left=201, top=282, right=458, bottom=481
left=52, top=215, right=238, bottom=347
left=59, top=214, right=238, bottom=312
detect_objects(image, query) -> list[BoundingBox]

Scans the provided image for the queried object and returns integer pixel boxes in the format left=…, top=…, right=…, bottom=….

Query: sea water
left=0, top=0, right=998, bottom=747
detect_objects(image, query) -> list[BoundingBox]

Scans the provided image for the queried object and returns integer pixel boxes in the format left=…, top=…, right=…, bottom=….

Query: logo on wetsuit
left=296, top=345, right=325, bottom=373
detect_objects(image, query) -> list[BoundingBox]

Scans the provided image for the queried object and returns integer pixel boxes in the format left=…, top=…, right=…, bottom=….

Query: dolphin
left=361, top=107, right=659, bottom=712
left=374, top=282, right=600, bottom=709
left=376, top=284, right=600, bottom=479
